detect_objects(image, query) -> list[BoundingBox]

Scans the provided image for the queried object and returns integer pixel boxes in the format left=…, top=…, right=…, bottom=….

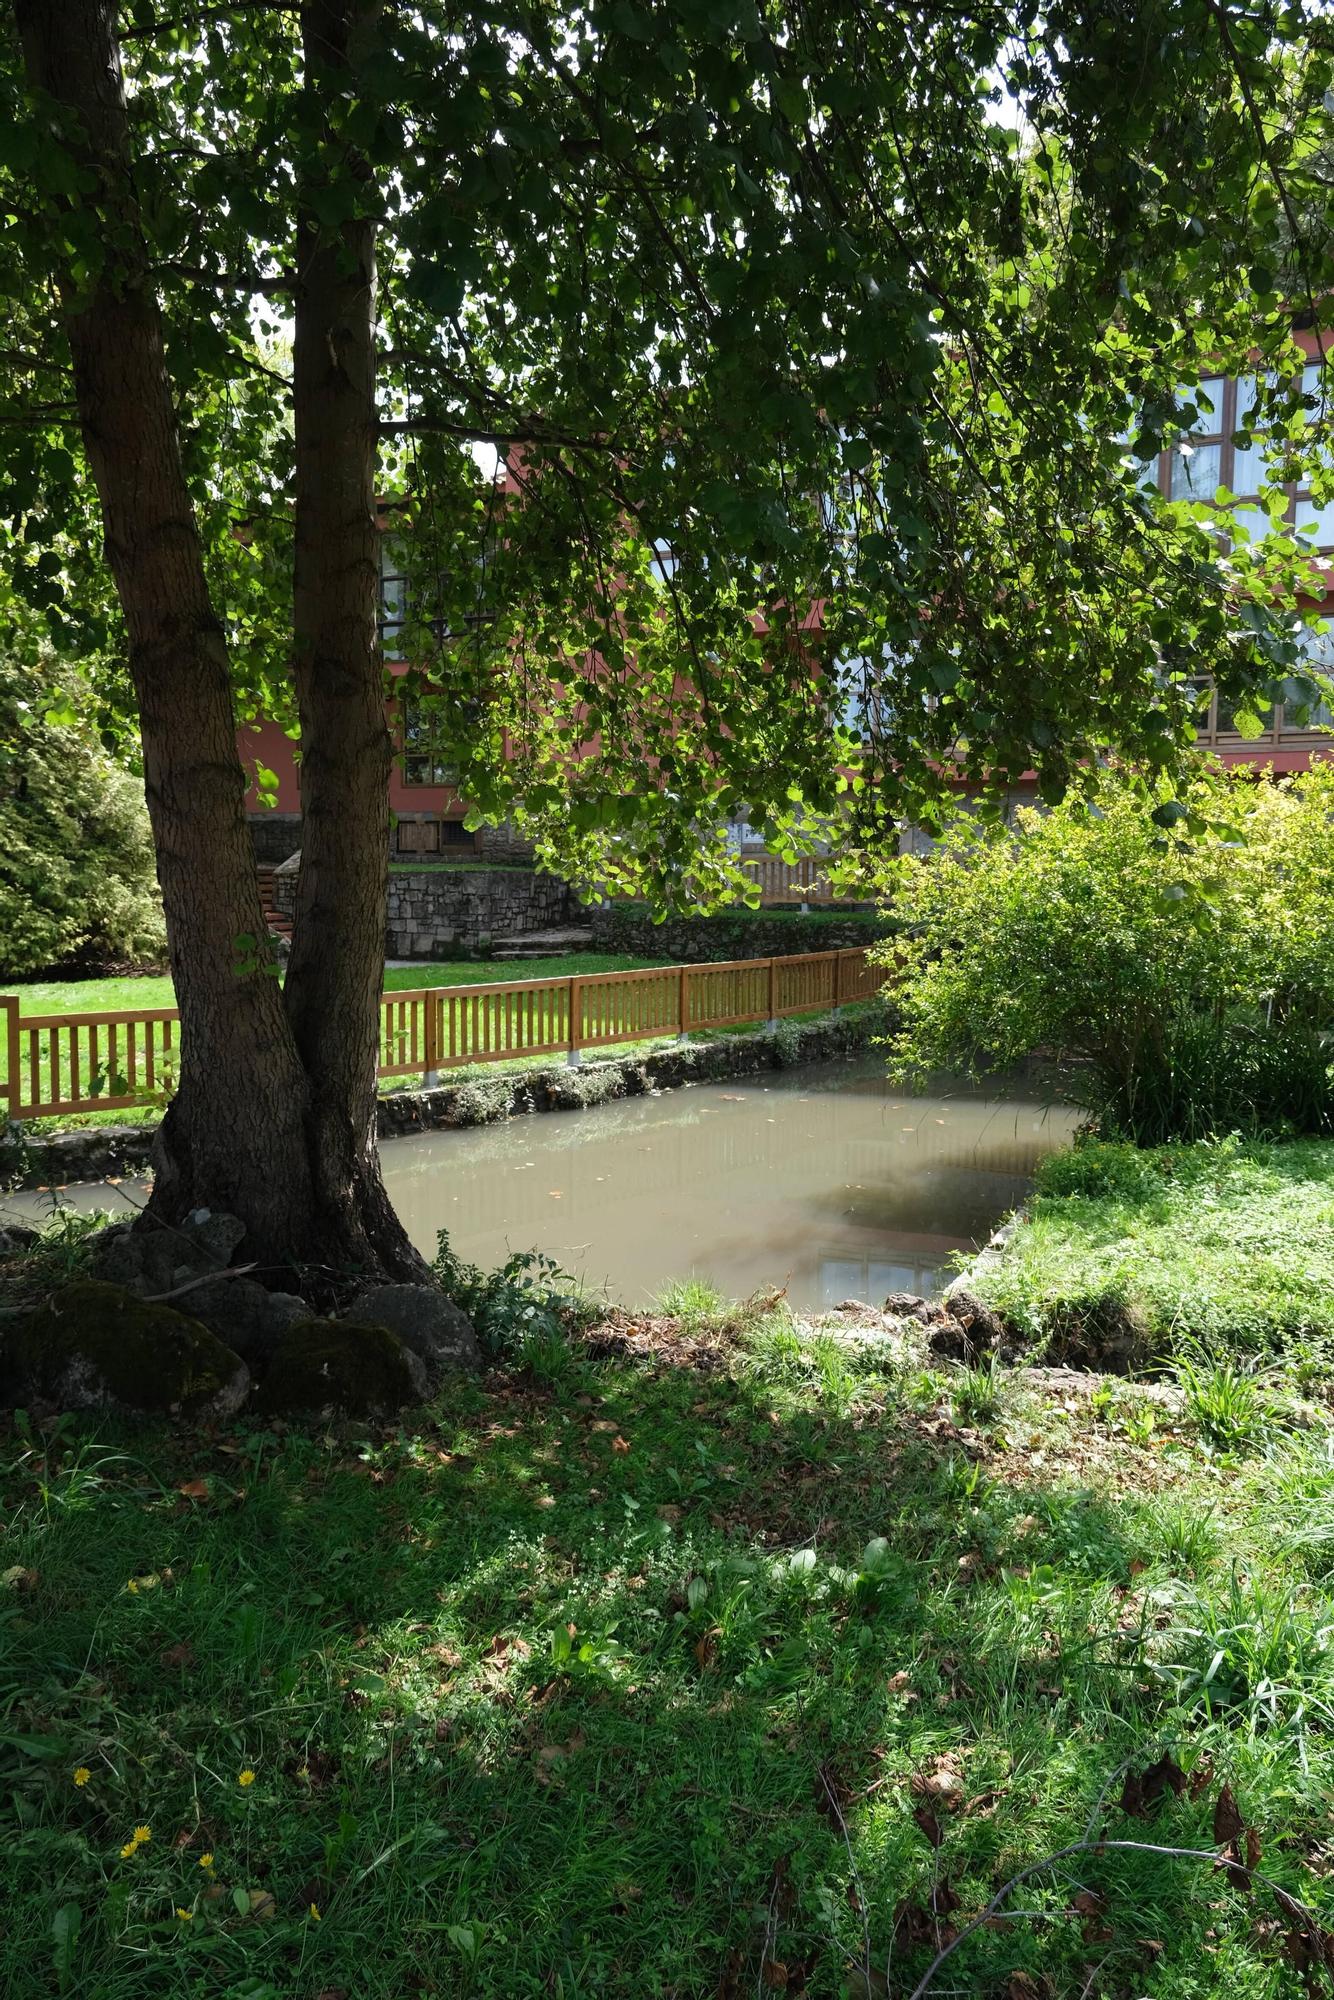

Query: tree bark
left=285, top=0, right=425, bottom=1279
left=13, top=0, right=423, bottom=1281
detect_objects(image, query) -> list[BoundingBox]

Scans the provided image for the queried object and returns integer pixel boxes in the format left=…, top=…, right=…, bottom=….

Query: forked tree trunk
left=14, top=0, right=424, bottom=1281
left=285, top=0, right=425, bottom=1278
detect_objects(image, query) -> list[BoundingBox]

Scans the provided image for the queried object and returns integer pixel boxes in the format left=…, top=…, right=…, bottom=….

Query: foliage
left=432, top=1237, right=595, bottom=1358
left=5, top=6, right=1334, bottom=902
left=4, top=1316, right=1334, bottom=1995
left=0, top=659, right=164, bottom=978
left=974, top=1135, right=1334, bottom=1360
left=878, top=764, right=1334, bottom=1141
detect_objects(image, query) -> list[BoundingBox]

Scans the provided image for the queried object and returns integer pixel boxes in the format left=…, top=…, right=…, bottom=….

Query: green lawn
left=976, top=1136, right=1334, bottom=1358
left=3, top=1281, right=1334, bottom=1998
left=4, top=954, right=670, bottom=1018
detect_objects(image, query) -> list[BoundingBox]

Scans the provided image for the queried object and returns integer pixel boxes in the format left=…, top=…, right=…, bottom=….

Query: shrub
left=0, top=659, right=165, bottom=977
left=877, top=764, right=1334, bottom=1142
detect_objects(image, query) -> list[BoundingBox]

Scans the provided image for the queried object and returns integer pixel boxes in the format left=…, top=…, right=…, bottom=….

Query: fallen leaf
left=912, top=1804, right=944, bottom=1849
left=611, top=1435, right=631, bottom=1455
left=1120, top=1753, right=1186, bottom=1817
left=656, top=1504, right=682, bottom=1523
left=694, top=1628, right=720, bottom=1669
left=177, top=1479, right=210, bottom=1501
left=1, top=1566, right=39, bottom=1592
left=1214, top=1784, right=1245, bottom=1847
left=761, top=1962, right=789, bottom=1990
left=246, top=1889, right=276, bottom=1922
left=160, top=1641, right=195, bottom=1670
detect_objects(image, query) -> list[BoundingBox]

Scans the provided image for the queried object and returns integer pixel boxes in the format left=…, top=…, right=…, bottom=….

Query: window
left=380, top=543, right=408, bottom=660
left=1282, top=625, right=1334, bottom=731
left=1294, top=362, right=1334, bottom=550
left=399, top=698, right=460, bottom=787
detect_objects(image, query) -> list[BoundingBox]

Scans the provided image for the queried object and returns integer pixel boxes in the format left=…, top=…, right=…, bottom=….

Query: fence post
left=568, top=975, right=583, bottom=1067
left=422, top=991, right=440, bottom=1089
left=765, top=954, right=779, bottom=1033
left=677, top=964, right=690, bottom=1043
left=2, top=995, right=19, bottom=1123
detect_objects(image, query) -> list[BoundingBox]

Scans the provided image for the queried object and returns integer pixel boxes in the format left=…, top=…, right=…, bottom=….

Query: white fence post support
left=677, top=964, right=690, bottom=1043
left=568, top=975, right=583, bottom=1066
left=764, top=953, right=779, bottom=1033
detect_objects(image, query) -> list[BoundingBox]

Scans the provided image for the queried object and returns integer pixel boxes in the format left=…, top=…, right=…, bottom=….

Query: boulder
left=0, top=1224, right=38, bottom=1258
left=183, top=1276, right=306, bottom=1365
left=91, top=1208, right=247, bottom=1296
left=259, top=1318, right=428, bottom=1416
left=346, top=1282, right=479, bottom=1385
left=0, top=1279, right=248, bottom=1420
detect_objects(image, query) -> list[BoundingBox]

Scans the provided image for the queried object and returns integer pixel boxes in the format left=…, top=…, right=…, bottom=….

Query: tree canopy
left=5, top=1, right=1334, bottom=898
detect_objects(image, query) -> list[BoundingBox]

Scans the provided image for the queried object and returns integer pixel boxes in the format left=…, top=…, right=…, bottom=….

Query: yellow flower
left=126, top=1579, right=139, bottom=1594
left=237, top=1769, right=255, bottom=1787
left=133, top=1825, right=151, bottom=1846
left=72, top=1767, right=91, bottom=1787
left=309, top=1903, right=321, bottom=1922
left=119, top=1842, right=136, bottom=1860
left=198, top=1853, right=214, bottom=1870
left=175, top=1908, right=193, bottom=1922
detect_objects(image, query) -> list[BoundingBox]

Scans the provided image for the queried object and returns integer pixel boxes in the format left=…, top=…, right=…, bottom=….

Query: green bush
left=878, top=764, right=1334, bottom=1142
left=1, top=660, right=165, bottom=977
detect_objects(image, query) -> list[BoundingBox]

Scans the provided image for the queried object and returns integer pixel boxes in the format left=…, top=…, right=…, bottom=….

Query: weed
left=952, top=1354, right=1003, bottom=1425
left=653, top=1274, right=728, bottom=1334
left=1175, top=1346, right=1271, bottom=1453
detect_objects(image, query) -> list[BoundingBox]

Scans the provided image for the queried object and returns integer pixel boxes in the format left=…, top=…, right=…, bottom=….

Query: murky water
left=7, top=1058, right=1079, bottom=1310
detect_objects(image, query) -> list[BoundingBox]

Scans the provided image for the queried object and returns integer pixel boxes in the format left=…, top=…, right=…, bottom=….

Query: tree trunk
left=13, top=0, right=422, bottom=1281
left=285, top=0, right=425, bottom=1279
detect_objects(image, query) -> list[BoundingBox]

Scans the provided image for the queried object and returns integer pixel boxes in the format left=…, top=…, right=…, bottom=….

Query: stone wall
left=248, top=813, right=304, bottom=864
left=386, top=866, right=570, bottom=958
left=588, top=902, right=887, bottom=963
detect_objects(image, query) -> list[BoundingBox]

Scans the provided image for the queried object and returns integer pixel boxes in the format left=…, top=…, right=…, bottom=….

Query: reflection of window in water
left=819, top=1255, right=948, bottom=1304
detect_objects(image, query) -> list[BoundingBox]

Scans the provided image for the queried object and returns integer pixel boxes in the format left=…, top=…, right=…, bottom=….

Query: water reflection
left=382, top=1058, right=1079, bottom=1309
left=3, top=1059, right=1078, bottom=1312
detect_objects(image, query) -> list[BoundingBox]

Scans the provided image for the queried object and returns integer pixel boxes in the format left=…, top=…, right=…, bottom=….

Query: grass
left=3, top=1273, right=1334, bottom=1998
left=975, top=1135, right=1334, bottom=1359
left=3, top=954, right=670, bottom=1017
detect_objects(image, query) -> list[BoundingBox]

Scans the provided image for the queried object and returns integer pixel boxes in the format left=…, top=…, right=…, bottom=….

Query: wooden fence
left=1, top=947, right=885, bottom=1122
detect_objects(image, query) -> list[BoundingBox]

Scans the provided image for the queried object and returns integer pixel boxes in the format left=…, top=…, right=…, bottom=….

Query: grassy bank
left=3, top=953, right=670, bottom=1018
left=974, top=1137, right=1334, bottom=1361
left=3, top=1282, right=1334, bottom=1998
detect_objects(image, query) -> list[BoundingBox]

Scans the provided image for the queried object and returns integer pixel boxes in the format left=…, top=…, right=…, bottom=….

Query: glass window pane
left=1170, top=440, right=1222, bottom=500
left=1231, top=503, right=1285, bottom=546
left=1178, top=377, right=1225, bottom=434
left=1294, top=497, right=1334, bottom=548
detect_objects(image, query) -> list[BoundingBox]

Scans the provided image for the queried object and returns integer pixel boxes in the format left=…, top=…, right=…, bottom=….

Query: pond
left=15, top=1057, right=1079, bottom=1310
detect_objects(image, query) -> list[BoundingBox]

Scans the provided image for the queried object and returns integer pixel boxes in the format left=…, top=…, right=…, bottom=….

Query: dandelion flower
left=72, top=1767, right=91, bottom=1787
left=309, top=1903, right=321, bottom=1922
left=133, top=1825, right=151, bottom=1846
left=237, top=1769, right=255, bottom=1787
left=175, top=1908, right=193, bottom=1922
left=119, top=1842, right=136, bottom=1860
left=198, top=1853, right=214, bottom=1870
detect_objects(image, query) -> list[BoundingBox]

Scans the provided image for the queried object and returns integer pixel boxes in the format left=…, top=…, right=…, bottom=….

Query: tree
left=0, top=650, right=165, bottom=977
left=877, top=763, right=1334, bottom=1143
left=2, top=0, right=1332, bottom=1273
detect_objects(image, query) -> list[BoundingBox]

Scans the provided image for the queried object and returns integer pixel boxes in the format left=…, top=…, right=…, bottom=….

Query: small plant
left=433, top=1235, right=593, bottom=1359
left=1145, top=1497, right=1220, bottom=1575
left=654, top=1276, right=728, bottom=1335
left=1174, top=1345, right=1269, bottom=1452
left=953, top=1354, right=1003, bottom=1425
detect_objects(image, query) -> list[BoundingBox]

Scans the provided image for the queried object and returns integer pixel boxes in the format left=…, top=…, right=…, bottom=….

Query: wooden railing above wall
left=1, top=948, right=886, bottom=1123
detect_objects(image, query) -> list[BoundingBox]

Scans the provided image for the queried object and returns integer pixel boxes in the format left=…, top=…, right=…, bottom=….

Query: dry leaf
left=1120, top=1753, right=1186, bottom=1817
left=912, top=1804, right=944, bottom=1849
left=611, top=1435, right=631, bottom=1455
left=177, top=1478, right=210, bottom=1500
left=160, top=1641, right=195, bottom=1669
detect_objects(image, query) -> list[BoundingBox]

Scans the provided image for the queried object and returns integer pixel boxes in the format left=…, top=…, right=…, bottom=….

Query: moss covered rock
left=258, top=1319, right=428, bottom=1417
left=0, top=1279, right=249, bottom=1419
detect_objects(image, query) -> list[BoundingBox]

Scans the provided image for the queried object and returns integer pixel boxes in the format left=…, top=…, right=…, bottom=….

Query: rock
left=0, top=1225, right=39, bottom=1258
left=258, top=1318, right=428, bottom=1416
left=90, top=1208, right=247, bottom=1296
left=0, top=1279, right=248, bottom=1420
left=883, top=1291, right=949, bottom=1326
left=928, top=1317, right=971, bottom=1362
left=346, top=1283, right=479, bottom=1385
left=946, top=1287, right=1009, bottom=1352
left=182, top=1277, right=306, bottom=1365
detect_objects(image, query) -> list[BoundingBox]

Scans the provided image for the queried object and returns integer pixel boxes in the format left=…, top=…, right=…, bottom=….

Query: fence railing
left=740, top=855, right=874, bottom=906
left=2, top=947, right=885, bottom=1122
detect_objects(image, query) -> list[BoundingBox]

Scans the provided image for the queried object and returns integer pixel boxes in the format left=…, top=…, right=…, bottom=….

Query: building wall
left=385, top=867, right=570, bottom=958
